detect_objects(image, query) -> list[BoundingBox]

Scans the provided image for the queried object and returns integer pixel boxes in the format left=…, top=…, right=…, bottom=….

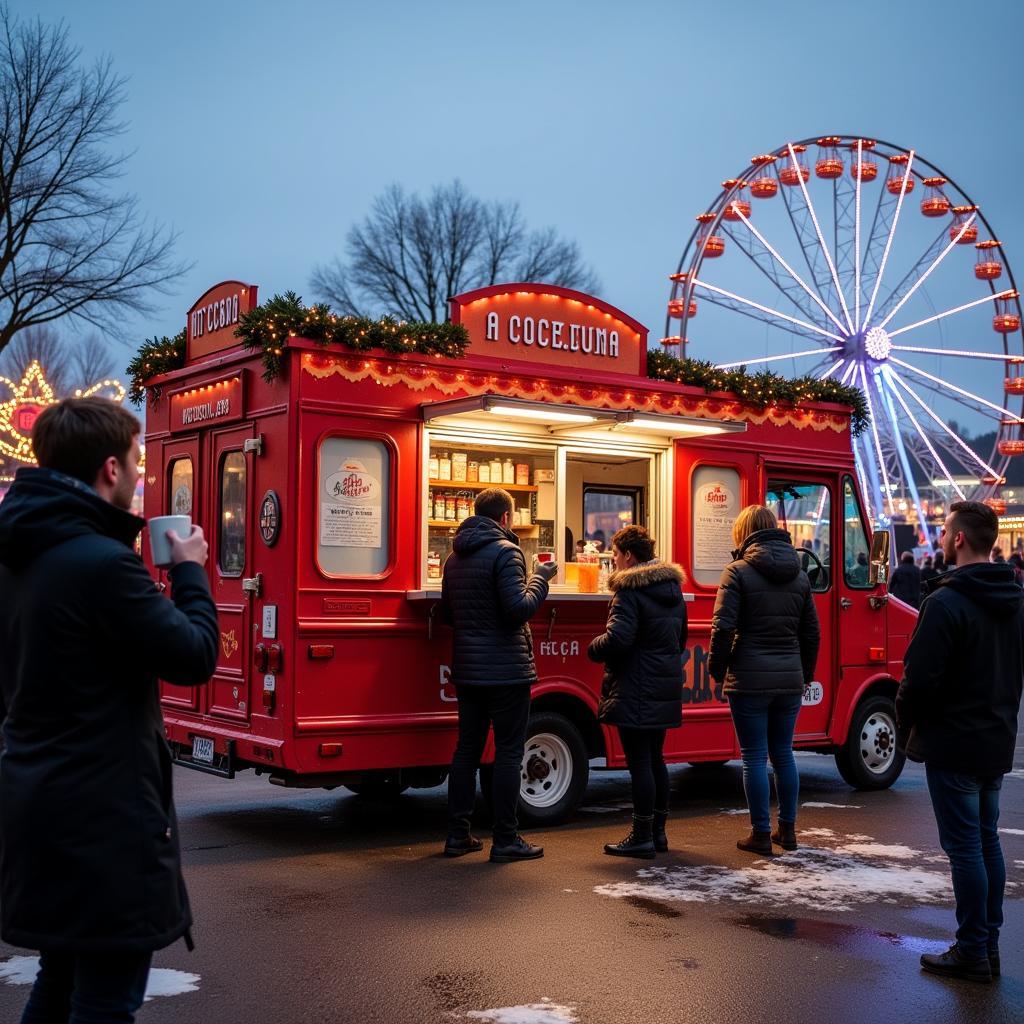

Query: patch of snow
left=1005, top=768, right=1024, bottom=780
left=798, top=828, right=837, bottom=838
left=594, top=831, right=952, bottom=913
left=0, top=958, right=198, bottom=1002
left=719, top=808, right=750, bottom=816
left=999, top=828, right=1024, bottom=836
left=465, top=998, right=578, bottom=1023
left=0, top=956, right=38, bottom=985
left=578, top=805, right=625, bottom=814
left=801, top=802, right=862, bottom=809
left=562, top=889, right=577, bottom=893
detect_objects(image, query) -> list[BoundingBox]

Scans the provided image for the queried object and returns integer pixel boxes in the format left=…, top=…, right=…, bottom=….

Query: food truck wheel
left=834, top=696, right=906, bottom=790
left=481, top=712, right=589, bottom=827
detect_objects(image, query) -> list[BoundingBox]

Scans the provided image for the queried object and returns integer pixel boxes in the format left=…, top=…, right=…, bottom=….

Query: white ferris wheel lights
left=887, top=368, right=1005, bottom=479
left=874, top=212, right=979, bottom=332
left=689, top=278, right=846, bottom=342
left=864, top=326, right=891, bottom=361
left=889, top=356, right=1024, bottom=424
left=855, top=140, right=863, bottom=332
left=882, top=367, right=967, bottom=499
left=819, top=357, right=846, bottom=380
left=891, top=345, right=1021, bottom=361
left=729, top=205, right=849, bottom=335
left=859, top=364, right=897, bottom=515
left=862, top=151, right=915, bottom=331
left=840, top=361, right=858, bottom=385
left=886, top=288, right=1016, bottom=338
left=715, top=346, right=842, bottom=371
left=787, top=142, right=855, bottom=333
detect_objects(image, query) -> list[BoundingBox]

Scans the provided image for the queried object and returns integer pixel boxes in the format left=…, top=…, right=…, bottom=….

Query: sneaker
left=443, top=834, right=483, bottom=858
left=736, top=829, right=774, bottom=856
left=920, top=944, right=992, bottom=983
left=489, top=835, right=544, bottom=863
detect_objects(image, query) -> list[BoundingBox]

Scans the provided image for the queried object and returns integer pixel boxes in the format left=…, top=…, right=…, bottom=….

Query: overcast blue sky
left=19, top=0, right=1024, bottom=434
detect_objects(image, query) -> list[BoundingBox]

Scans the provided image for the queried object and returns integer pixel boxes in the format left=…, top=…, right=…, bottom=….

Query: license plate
left=192, top=736, right=215, bottom=764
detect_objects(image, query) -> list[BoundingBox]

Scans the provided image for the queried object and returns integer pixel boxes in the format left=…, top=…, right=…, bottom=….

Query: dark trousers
left=618, top=727, right=668, bottom=817
left=925, top=766, right=1006, bottom=958
left=20, top=949, right=152, bottom=1024
left=727, top=692, right=802, bottom=832
left=448, top=683, right=531, bottom=844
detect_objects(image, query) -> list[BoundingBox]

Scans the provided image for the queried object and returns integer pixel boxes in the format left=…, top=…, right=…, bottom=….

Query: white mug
left=148, top=515, right=191, bottom=568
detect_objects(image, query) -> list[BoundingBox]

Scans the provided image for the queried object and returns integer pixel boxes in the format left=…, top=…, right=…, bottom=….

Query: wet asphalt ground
left=2, top=747, right=1023, bottom=1024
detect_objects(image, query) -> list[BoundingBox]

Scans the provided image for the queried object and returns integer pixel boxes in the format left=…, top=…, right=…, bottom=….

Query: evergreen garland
left=237, top=291, right=469, bottom=382
left=126, top=294, right=869, bottom=438
left=126, top=330, right=186, bottom=404
left=647, top=349, right=869, bottom=436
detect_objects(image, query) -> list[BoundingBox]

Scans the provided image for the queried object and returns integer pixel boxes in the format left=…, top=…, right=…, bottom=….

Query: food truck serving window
left=219, top=452, right=246, bottom=576
left=317, top=436, right=391, bottom=577
left=168, top=457, right=193, bottom=516
left=843, top=476, right=873, bottom=589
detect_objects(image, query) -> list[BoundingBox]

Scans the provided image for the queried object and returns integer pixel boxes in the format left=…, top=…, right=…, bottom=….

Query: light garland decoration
left=0, top=359, right=129, bottom=466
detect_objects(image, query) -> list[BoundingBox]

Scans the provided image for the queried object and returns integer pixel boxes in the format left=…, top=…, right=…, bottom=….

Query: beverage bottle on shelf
left=438, top=451, right=452, bottom=481
left=428, top=453, right=439, bottom=479
left=502, top=458, right=515, bottom=484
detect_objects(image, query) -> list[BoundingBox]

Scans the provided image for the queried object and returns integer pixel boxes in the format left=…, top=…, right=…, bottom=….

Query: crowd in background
left=887, top=543, right=1024, bottom=609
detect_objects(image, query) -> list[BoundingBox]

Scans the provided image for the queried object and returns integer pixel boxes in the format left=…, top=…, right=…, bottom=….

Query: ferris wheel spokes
left=855, top=141, right=865, bottom=331
left=889, top=356, right=1023, bottom=423
left=819, top=356, right=846, bottom=380
left=728, top=205, right=849, bottom=334
left=715, top=346, right=842, bottom=371
left=875, top=213, right=978, bottom=332
left=720, top=222, right=834, bottom=330
left=859, top=364, right=897, bottom=515
left=891, top=345, right=1018, bottom=361
left=787, top=143, right=855, bottom=333
left=878, top=379, right=934, bottom=545
left=862, top=151, right=915, bottom=329
left=887, top=288, right=1015, bottom=338
left=887, top=368, right=1006, bottom=479
left=689, top=278, right=846, bottom=342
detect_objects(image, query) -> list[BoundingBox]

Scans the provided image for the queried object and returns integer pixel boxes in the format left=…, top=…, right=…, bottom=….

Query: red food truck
left=141, top=280, right=913, bottom=825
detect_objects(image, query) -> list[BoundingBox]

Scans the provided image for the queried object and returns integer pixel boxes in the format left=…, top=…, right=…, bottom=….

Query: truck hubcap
left=859, top=711, right=896, bottom=774
left=520, top=732, right=573, bottom=808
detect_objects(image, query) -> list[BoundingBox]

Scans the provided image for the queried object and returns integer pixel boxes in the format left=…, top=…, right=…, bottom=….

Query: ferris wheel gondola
left=663, top=136, right=1024, bottom=545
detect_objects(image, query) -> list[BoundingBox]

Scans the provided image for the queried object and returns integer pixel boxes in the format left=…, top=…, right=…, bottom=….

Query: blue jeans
left=727, top=693, right=802, bottom=832
left=925, top=766, right=1005, bottom=958
left=20, top=949, right=152, bottom=1024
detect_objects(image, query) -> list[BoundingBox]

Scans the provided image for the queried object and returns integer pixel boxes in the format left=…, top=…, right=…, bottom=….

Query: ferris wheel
left=663, top=136, right=1024, bottom=545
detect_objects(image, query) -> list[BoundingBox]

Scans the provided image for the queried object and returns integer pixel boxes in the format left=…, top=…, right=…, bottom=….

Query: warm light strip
left=691, top=278, right=845, bottom=342
left=731, top=206, right=848, bottom=334
left=487, top=404, right=596, bottom=423
left=888, top=367, right=1004, bottom=477
left=891, top=345, right=1018, bottom=361
left=626, top=418, right=727, bottom=435
left=788, top=142, right=854, bottom=333
left=890, top=357, right=1023, bottom=423
left=716, top=346, right=841, bottom=370
left=882, top=366, right=965, bottom=498
left=887, top=289, right=1015, bottom=338
left=819, top=357, right=846, bottom=380
left=855, top=140, right=863, bottom=331
left=863, top=150, right=914, bottom=328
left=859, top=364, right=896, bottom=514
left=876, top=213, right=979, bottom=331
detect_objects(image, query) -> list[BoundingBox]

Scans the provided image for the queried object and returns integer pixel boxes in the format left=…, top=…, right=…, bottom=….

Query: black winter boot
left=604, top=815, right=656, bottom=859
left=771, top=821, right=798, bottom=851
left=652, top=810, right=669, bottom=853
left=736, top=829, right=774, bottom=856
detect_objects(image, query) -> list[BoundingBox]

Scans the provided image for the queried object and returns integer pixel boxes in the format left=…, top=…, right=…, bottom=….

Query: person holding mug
left=709, top=505, right=820, bottom=855
left=588, top=526, right=687, bottom=857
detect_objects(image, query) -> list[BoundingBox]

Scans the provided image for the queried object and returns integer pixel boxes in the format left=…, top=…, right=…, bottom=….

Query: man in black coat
left=441, top=487, right=556, bottom=862
left=889, top=550, right=922, bottom=609
left=0, top=398, right=219, bottom=1022
left=897, top=500, right=1024, bottom=984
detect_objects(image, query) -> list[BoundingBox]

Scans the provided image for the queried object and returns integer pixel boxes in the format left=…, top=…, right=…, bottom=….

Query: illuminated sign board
left=186, top=281, right=259, bottom=360
left=169, top=375, right=245, bottom=433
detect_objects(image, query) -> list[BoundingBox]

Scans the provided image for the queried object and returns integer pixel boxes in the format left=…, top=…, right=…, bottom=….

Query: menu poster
left=691, top=466, right=740, bottom=586
left=321, top=459, right=383, bottom=549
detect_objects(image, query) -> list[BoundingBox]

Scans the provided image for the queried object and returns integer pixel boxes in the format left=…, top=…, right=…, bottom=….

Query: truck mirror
left=868, top=529, right=890, bottom=586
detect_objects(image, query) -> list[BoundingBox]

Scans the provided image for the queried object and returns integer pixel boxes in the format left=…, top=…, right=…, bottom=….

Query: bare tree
left=311, top=180, right=600, bottom=322
left=0, top=8, right=187, bottom=356
left=0, top=324, right=115, bottom=395
left=69, top=332, right=116, bottom=391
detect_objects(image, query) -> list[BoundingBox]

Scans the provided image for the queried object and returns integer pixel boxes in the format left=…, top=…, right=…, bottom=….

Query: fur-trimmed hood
left=607, top=559, right=686, bottom=604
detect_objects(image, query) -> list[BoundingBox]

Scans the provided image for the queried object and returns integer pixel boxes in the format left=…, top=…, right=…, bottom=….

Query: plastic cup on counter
left=564, top=562, right=580, bottom=588
left=577, top=562, right=600, bottom=594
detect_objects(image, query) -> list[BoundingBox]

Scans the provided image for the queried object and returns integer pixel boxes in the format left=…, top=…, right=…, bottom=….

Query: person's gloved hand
left=535, top=560, right=558, bottom=582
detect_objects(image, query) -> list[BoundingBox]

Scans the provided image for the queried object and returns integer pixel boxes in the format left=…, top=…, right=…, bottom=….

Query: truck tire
left=480, top=711, right=590, bottom=827
left=834, top=695, right=906, bottom=790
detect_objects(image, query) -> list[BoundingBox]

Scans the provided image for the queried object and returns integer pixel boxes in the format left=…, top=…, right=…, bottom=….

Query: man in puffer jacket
left=441, top=488, right=556, bottom=863
left=897, top=500, right=1024, bottom=984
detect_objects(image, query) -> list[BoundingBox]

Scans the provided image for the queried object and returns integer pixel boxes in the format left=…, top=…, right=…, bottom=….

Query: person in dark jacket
left=933, top=550, right=947, bottom=574
left=896, top=500, right=1024, bottom=984
left=588, top=526, right=687, bottom=858
left=709, top=505, right=820, bottom=856
left=889, top=550, right=922, bottom=609
left=0, top=398, right=219, bottom=1024
left=441, top=487, right=556, bottom=863
left=919, top=553, right=939, bottom=597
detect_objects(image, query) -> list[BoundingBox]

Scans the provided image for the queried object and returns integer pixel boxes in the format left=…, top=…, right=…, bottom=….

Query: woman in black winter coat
left=709, top=505, right=820, bottom=856
left=588, top=526, right=687, bottom=858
